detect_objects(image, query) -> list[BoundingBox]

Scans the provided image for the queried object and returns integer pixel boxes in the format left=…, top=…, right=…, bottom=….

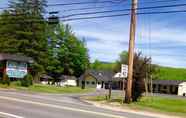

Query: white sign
left=121, top=64, right=128, bottom=78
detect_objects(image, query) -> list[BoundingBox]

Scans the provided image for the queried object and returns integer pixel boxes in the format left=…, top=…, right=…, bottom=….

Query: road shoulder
left=81, top=98, right=182, bottom=118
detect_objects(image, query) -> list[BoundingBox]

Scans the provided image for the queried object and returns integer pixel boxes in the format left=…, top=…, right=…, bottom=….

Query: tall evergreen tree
left=0, top=0, right=48, bottom=82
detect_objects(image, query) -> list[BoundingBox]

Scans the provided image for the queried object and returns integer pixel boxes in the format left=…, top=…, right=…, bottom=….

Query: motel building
left=0, top=53, right=33, bottom=80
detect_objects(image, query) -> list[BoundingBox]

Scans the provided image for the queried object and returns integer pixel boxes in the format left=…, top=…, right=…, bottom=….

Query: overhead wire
left=61, top=3, right=186, bottom=18
left=60, top=0, right=184, bottom=13
left=61, top=9, right=186, bottom=22
left=1, top=3, right=186, bottom=19
left=0, top=0, right=184, bottom=10
left=1, top=9, right=186, bottom=24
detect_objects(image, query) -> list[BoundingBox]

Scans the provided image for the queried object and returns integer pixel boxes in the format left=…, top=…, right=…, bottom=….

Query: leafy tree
left=57, top=25, right=89, bottom=77
left=46, top=24, right=89, bottom=78
left=0, top=0, right=48, bottom=82
left=115, top=51, right=158, bottom=101
left=91, top=60, right=102, bottom=70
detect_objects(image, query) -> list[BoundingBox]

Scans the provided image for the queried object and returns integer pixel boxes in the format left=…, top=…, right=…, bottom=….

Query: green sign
left=6, top=61, right=28, bottom=78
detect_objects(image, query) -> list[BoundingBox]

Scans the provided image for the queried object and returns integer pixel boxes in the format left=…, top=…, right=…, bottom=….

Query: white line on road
left=0, top=111, right=24, bottom=118
left=0, top=96, right=127, bottom=118
left=0, top=91, right=91, bottom=107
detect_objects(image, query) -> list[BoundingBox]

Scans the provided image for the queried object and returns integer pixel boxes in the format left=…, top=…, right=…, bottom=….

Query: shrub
left=11, top=81, right=21, bottom=86
left=0, top=74, right=10, bottom=86
left=21, top=74, right=33, bottom=87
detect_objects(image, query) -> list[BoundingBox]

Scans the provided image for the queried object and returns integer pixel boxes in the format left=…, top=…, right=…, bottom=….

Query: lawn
left=86, top=95, right=186, bottom=116
left=0, top=83, right=95, bottom=94
left=134, top=96, right=186, bottom=114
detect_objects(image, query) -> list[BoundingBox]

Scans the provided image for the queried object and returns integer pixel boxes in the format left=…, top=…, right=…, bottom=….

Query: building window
left=86, top=81, right=89, bottom=84
left=92, top=82, right=95, bottom=85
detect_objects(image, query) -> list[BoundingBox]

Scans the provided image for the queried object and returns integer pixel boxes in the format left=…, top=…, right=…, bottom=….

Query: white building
left=58, top=75, right=77, bottom=87
left=178, top=82, right=186, bottom=96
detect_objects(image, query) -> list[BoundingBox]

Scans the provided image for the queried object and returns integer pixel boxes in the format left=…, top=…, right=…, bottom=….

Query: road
left=0, top=90, right=159, bottom=118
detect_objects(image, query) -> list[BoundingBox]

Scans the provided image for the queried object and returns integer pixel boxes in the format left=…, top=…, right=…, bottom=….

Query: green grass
left=158, top=67, right=186, bottom=80
left=86, top=95, right=186, bottom=116
left=134, top=96, right=186, bottom=114
left=0, top=82, right=95, bottom=94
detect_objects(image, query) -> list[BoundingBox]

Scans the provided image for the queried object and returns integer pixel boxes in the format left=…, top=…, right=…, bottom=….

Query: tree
left=91, top=60, right=102, bottom=70
left=0, top=0, right=48, bottom=82
left=57, top=25, right=89, bottom=77
left=46, top=24, right=89, bottom=78
left=115, top=51, right=158, bottom=102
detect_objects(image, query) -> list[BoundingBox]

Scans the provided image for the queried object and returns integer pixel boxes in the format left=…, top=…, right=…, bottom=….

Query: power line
left=61, top=0, right=183, bottom=13
left=47, top=0, right=124, bottom=7
left=0, top=0, right=183, bottom=10
left=61, top=3, right=186, bottom=18
left=1, top=9, right=186, bottom=24
left=47, top=0, right=184, bottom=7
left=0, top=0, right=124, bottom=10
left=2, top=3, right=186, bottom=18
left=62, top=2, right=127, bottom=13
left=61, top=9, right=186, bottom=22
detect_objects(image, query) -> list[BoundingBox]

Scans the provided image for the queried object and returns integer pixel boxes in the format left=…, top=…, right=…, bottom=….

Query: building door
left=82, top=81, right=85, bottom=89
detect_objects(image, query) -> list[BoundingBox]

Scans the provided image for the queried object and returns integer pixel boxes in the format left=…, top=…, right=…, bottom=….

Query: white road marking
left=0, top=111, right=24, bottom=118
left=0, top=96, right=127, bottom=118
left=0, top=91, right=91, bottom=107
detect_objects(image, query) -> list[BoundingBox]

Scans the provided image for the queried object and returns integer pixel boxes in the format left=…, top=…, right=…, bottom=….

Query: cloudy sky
left=1, top=0, right=186, bottom=68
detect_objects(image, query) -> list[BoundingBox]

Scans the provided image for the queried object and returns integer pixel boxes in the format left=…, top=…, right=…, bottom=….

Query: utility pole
left=125, top=0, right=138, bottom=103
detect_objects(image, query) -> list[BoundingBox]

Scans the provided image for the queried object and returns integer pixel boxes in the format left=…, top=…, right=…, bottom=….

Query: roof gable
left=79, top=70, right=115, bottom=82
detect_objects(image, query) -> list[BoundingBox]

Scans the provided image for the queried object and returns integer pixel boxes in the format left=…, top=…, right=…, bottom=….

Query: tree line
left=0, top=0, right=89, bottom=81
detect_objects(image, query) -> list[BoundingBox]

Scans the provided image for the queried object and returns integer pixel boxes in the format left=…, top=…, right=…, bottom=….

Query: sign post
left=121, top=64, right=128, bottom=103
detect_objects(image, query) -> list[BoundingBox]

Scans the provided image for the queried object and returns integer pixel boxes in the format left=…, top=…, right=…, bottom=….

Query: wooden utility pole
left=125, top=0, right=138, bottom=103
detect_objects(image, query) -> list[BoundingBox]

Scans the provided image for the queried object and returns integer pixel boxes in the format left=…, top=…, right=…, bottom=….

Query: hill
left=90, top=61, right=116, bottom=71
left=90, top=60, right=186, bottom=80
left=158, top=66, right=186, bottom=80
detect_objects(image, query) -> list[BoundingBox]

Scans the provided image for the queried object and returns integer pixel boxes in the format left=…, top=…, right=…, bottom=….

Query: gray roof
left=40, top=74, right=53, bottom=80
left=59, top=75, right=77, bottom=81
left=0, top=53, right=33, bottom=63
left=152, top=80, right=186, bottom=86
left=79, top=70, right=118, bottom=82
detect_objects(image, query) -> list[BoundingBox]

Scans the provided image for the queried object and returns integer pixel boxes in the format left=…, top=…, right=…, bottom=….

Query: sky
left=0, top=0, right=186, bottom=68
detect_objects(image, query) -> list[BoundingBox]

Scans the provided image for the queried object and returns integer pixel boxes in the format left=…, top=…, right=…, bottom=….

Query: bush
left=21, top=74, right=33, bottom=87
left=0, top=74, right=10, bottom=86
left=11, top=81, right=21, bottom=86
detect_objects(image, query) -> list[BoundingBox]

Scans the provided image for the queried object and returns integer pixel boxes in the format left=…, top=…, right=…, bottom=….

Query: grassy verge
left=0, top=82, right=95, bottom=94
left=86, top=95, right=186, bottom=116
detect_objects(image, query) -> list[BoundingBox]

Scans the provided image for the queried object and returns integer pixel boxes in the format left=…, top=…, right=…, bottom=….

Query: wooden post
left=108, top=81, right=112, bottom=100
left=125, top=0, right=138, bottom=103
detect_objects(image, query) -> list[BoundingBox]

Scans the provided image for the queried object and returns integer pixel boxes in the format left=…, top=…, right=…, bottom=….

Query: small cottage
left=40, top=74, right=77, bottom=87
left=58, top=75, right=77, bottom=87
left=78, top=70, right=122, bottom=89
left=40, top=74, right=53, bottom=85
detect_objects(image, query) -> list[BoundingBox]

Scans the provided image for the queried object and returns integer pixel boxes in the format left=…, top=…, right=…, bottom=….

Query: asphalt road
left=0, top=90, right=158, bottom=118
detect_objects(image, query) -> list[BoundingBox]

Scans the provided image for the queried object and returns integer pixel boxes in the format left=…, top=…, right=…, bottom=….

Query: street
left=0, top=90, right=157, bottom=118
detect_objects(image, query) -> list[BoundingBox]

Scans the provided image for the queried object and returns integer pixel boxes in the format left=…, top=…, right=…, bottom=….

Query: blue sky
left=1, top=0, right=186, bottom=68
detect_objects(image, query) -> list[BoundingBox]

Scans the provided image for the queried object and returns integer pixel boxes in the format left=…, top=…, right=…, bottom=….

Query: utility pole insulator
left=125, top=0, right=138, bottom=103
